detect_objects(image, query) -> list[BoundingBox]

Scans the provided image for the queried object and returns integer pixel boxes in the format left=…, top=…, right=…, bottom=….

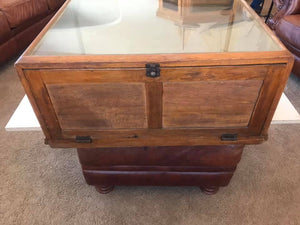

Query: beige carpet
left=1, top=60, right=300, bottom=225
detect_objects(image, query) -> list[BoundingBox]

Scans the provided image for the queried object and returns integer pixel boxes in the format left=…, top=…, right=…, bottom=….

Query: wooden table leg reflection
left=77, top=145, right=244, bottom=195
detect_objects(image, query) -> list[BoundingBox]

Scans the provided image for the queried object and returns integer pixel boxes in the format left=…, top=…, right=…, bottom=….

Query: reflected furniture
left=267, top=0, right=300, bottom=77
left=15, top=0, right=293, bottom=194
left=157, top=0, right=234, bottom=24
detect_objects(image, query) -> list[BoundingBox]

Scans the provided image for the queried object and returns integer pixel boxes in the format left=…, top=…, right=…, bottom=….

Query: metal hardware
left=146, top=63, right=160, bottom=78
left=221, top=134, right=237, bottom=141
left=76, top=136, right=92, bottom=143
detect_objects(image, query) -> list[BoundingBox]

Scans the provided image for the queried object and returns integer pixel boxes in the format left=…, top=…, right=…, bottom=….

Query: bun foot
left=200, top=186, right=219, bottom=195
left=95, top=185, right=114, bottom=194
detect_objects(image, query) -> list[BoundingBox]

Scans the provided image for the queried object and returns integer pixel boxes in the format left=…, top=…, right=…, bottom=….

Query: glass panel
left=31, top=0, right=282, bottom=56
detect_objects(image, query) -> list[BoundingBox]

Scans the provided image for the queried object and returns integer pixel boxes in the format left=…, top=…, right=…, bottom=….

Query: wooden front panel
left=163, top=80, right=263, bottom=128
left=46, top=83, right=147, bottom=130
left=21, top=63, right=288, bottom=147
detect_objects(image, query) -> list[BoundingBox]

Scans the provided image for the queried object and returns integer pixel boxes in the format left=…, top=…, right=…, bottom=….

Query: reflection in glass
left=158, top=0, right=236, bottom=51
left=55, top=0, right=121, bottom=29
left=31, top=0, right=281, bottom=56
left=163, top=0, right=179, bottom=11
left=158, top=0, right=234, bottom=25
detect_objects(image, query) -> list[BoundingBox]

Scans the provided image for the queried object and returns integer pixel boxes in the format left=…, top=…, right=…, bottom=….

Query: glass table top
left=31, top=0, right=282, bottom=56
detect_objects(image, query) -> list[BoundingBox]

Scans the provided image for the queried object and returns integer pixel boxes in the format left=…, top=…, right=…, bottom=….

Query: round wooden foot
left=95, top=185, right=115, bottom=194
left=200, top=186, right=219, bottom=195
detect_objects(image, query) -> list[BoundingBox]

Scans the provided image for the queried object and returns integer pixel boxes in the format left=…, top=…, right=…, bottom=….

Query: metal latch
left=146, top=63, right=160, bottom=78
left=221, top=134, right=238, bottom=141
left=76, top=136, right=92, bottom=143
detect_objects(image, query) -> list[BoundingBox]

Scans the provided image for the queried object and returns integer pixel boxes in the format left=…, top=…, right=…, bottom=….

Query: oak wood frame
left=15, top=0, right=294, bottom=149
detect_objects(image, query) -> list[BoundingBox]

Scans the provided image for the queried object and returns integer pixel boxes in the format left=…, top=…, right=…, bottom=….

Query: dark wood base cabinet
left=78, top=145, right=244, bottom=194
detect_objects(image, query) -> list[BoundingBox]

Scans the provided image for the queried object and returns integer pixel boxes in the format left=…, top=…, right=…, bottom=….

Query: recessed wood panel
left=163, top=80, right=263, bottom=128
left=47, top=83, right=147, bottom=130
left=146, top=82, right=163, bottom=128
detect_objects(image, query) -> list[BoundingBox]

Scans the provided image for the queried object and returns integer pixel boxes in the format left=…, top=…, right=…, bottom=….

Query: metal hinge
left=146, top=63, right=160, bottom=78
left=221, top=134, right=238, bottom=141
left=76, top=136, right=92, bottom=143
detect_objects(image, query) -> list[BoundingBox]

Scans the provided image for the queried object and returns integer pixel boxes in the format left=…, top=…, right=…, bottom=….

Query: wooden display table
left=15, top=0, right=293, bottom=194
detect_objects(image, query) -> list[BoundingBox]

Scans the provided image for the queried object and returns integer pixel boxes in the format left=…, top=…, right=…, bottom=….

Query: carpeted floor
left=0, top=60, right=300, bottom=225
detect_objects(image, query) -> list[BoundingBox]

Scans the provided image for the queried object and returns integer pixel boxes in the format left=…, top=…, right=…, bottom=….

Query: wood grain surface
left=20, top=61, right=292, bottom=148
left=47, top=83, right=147, bottom=130
left=163, top=80, right=263, bottom=128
